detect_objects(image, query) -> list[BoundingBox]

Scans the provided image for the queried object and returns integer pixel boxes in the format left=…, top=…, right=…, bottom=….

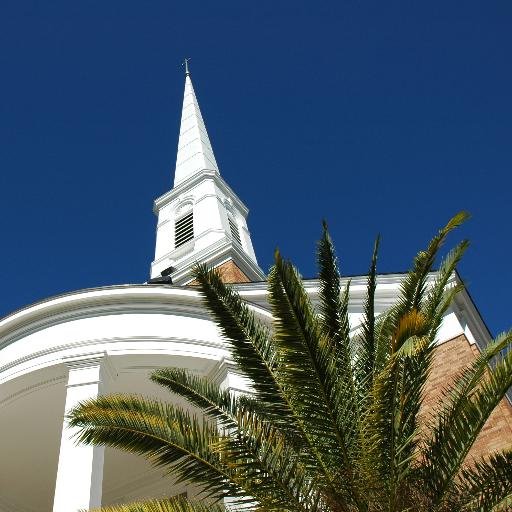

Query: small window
left=228, top=217, right=242, bottom=245
left=175, top=211, right=194, bottom=248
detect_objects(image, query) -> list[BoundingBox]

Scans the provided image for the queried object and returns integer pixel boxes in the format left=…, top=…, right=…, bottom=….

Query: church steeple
left=150, top=63, right=265, bottom=285
left=174, top=61, right=219, bottom=186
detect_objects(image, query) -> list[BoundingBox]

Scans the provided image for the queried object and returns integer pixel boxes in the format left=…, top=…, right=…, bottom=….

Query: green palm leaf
left=67, top=212, right=512, bottom=512
left=269, top=251, right=361, bottom=506
left=317, top=222, right=359, bottom=455
left=362, top=213, right=468, bottom=509
left=430, top=330, right=512, bottom=436
left=422, top=240, right=469, bottom=338
left=214, top=408, right=320, bottom=511
left=151, top=368, right=237, bottom=429
left=69, top=395, right=244, bottom=502
left=365, top=331, right=432, bottom=508
left=192, top=263, right=291, bottom=419
left=192, top=262, right=315, bottom=458
left=448, top=450, right=512, bottom=512
left=379, top=211, right=469, bottom=347
left=356, top=234, right=380, bottom=400
left=87, top=496, right=225, bottom=512
left=421, top=332, right=512, bottom=508
left=150, top=368, right=316, bottom=511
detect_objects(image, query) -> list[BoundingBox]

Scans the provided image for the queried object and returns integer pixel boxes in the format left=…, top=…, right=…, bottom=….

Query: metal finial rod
left=182, top=57, right=191, bottom=76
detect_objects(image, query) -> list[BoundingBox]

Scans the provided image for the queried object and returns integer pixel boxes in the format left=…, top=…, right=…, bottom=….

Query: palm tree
left=70, top=212, right=512, bottom=512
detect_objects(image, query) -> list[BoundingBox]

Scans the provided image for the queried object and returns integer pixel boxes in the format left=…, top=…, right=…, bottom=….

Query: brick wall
left=422, top=334, right=512, bottom=460
left=189, top=259, right=251, bottom=285
left=214, top=260, right=251, bottom=284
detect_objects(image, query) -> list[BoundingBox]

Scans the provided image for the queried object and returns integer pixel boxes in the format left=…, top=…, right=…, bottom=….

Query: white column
left=209, top=359, right=253, bottom=511
left=53, top=353, right=116, bottom=512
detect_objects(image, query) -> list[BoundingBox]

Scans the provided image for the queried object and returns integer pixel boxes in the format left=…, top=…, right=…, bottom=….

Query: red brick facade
left=422, top=334, right=512, bottom=460
left=214, top=260, right=251, bottom=283
left=189, top=259, right=251, bottom=286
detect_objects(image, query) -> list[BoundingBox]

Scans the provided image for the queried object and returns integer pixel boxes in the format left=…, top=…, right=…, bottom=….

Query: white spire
left=150, top=63, right=265, bottom=284
left=173, top=67, right=219, bottom=186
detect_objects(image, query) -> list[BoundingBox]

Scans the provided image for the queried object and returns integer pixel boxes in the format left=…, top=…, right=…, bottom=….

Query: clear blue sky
left=0, top=1, right=510, bottom=335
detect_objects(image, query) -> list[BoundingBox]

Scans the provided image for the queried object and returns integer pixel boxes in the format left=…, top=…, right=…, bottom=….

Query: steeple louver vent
left=175, top=212, right=194, bottom=248
left=228, top=217, right=242, bottom=245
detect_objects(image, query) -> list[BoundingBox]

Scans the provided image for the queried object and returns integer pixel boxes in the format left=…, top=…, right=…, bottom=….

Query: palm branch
left=454, top=450, right=512, bottom=511
left=421, top=330, right=512, bottom=508
left=87, top=496, right=225, bottom=512
left=68, top=212, right=512, bottom=512
left=69, top=394, right=244, bottom=502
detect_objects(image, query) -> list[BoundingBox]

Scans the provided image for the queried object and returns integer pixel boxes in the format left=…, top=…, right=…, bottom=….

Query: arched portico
left=0, top=285, right=260, bottom=512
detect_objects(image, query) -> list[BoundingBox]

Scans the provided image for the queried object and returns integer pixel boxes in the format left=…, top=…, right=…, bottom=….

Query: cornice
left=0, top=335, right=231, bottom=386
left=0, top=271, right=471, bottom=382
left=233, top=272, right=443, bottom=303
left=0, top=272, right=442, bottom=345
left=452, top=277, right=493, bottom=351
left=153, top=170, right=249, bottom=217
left=0, top=286, right=209, bottom=349
left=170, top=239, right=266, bottom=284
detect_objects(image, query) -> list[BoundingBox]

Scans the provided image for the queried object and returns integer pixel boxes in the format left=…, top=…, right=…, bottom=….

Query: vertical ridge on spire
left=173, top=70, right=219, bottom=186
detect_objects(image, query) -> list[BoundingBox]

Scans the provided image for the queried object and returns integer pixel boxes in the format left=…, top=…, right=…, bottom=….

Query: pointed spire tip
left=182, top=57, right=191, bottom=77
left=173, top=56, right=220, bottom=186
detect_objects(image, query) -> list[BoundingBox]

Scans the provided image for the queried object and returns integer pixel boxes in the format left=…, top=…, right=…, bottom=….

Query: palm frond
left=372, top=309, right=394, bottom=377
left=87, top=496, right=226, bottom=512
left=151, top=368, right=237, bottom=429
left=408, top=211, right=469, bottom=312
left=317, top=221, right=352, bottom=368
left=268, top=251, right=361, bottom=507
left=447, top=450, right=512, bottom=512
left=214, top=407, right=320, bottom=512
left=361, top=214, right=468, bottom=508
left=364, top=333, right=432, bottom=508
left=150, top=369, right=316, bottom=511
left=422, top=240, right=469, bottom=337
left=356, top=234, right=380, bottom=400
left=68, top=395, right=243, bottom=502
left=192, top=263, right=289, bottom=417
left=317, top=222, right=359, bottom=456
left=432, top=330, right=512, bottom=432
left=235, top=394, right=307, bottom=449
left=379, top=211, right=469, bottom=348
left=421, top=331, right=512, bottom=507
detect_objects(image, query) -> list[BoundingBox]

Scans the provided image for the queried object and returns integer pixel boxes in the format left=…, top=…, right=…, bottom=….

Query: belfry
left=150, top=63, right=265, bottom=284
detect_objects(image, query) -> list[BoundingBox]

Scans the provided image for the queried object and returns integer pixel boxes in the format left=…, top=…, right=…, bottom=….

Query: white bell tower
left=150, top=61, right=265, bottom=285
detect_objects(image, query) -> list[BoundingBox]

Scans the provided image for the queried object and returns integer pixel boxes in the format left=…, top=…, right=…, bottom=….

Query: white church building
left=0, top=66, right=506, bottom=512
